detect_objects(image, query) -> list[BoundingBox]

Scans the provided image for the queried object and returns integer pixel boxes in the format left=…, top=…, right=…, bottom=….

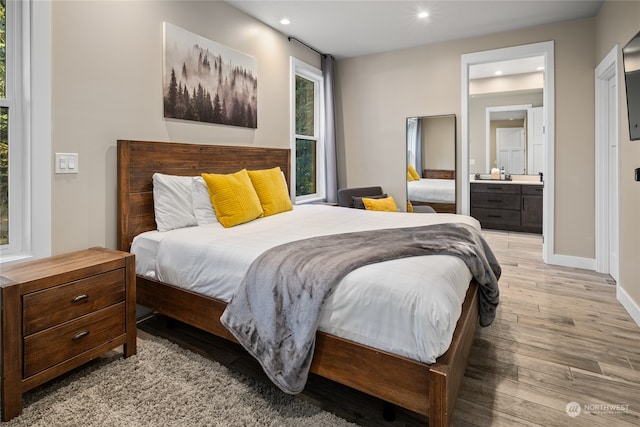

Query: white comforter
left=131, top=204, right=479, bottom=364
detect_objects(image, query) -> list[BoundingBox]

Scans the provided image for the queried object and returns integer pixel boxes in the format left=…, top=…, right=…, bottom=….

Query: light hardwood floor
left=453, top=230, right=640, bottom=427
left=138, top=230, right=640, bottom=426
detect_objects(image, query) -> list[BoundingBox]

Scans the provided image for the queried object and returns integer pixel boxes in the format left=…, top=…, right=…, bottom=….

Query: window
left=1, top=0, right=51, bottom=265
left=291, top=58, right=324, bottom=203
left=0, top=0, right=20, bottom=253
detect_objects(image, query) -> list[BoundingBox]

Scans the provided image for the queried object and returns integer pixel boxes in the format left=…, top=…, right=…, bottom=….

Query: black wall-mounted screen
left=623, top=30, right=640, bottom=141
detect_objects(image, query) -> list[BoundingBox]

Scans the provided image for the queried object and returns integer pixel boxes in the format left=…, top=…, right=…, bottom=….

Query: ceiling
left=469, top=56, right=545, bottom=80
left=227, top=1, right=603, bottom=62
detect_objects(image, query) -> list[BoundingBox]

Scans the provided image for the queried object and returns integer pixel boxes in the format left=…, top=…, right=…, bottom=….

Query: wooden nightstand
left=0, top=247, right=136, bottom=421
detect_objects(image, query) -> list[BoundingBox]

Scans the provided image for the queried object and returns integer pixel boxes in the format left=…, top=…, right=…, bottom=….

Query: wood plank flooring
left=138, top=230, right=640, bottom=426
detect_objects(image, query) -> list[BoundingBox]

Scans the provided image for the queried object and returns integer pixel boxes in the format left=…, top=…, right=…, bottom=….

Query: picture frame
left=163, top=22, right=258, bottom=129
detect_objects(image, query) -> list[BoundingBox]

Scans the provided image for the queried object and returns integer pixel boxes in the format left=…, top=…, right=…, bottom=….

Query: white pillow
left=152, top=173, right=197, bottom=232
left=191, top=176, right=218, bottom=225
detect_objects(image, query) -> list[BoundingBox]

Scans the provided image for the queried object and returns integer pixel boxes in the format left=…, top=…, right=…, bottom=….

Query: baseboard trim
left=545, top=253, right=596, bottom=271
left=617, top=286, right=640, bottom=328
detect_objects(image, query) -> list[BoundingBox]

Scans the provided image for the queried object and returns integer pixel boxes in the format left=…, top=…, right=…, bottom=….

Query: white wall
left=423, top=116, right=456, bottom=170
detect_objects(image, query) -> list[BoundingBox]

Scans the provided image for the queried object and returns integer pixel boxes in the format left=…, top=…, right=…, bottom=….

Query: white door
left=608, top=75, right=619, bottom=282
left=595, top=46, right=620, bottom=280
left=527, top=107, right=544, bottom=176
left=496, top=127, right=525, bottom=174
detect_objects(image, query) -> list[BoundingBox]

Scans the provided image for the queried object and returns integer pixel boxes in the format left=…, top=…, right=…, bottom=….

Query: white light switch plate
left=55, top=153, right=79, bottom=174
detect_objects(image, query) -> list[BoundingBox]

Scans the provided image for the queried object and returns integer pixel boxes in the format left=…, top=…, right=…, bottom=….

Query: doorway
left=461, top=41, right=555, bottom=263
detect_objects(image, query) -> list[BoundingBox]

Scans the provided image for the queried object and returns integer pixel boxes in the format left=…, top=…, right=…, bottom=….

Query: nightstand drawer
left=23, top=303, right=125, bottom=378
left=23, top=269, right=125, bottom=335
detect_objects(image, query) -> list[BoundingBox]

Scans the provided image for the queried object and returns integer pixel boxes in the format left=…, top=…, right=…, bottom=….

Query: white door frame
left=461, top=41, right=555, bottom=263
left=595, top=46, right=619, bottom=279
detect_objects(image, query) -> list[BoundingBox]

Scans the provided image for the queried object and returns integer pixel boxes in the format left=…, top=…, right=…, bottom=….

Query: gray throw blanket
left=220, top=222, right=500, bottom=394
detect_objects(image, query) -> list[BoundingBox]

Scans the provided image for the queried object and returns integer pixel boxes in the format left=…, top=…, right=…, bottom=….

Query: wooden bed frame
left=117, top=139, right=478, bottom=426
left=410, top=169, right=456, bottom=214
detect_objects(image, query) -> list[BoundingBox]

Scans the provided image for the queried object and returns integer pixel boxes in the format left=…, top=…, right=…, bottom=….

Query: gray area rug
left=6, top=336, right=355, bottom=426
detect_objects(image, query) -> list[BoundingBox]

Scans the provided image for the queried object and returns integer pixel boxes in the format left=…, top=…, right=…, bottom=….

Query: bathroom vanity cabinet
left=470, top=181, right=543, bottom=234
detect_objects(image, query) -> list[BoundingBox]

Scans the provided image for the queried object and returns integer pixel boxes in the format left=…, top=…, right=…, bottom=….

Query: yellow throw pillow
left=407, top=200, right=414, bottom=213
left=407, top=171, right=417, bottom=182
left=407, top=164, right=421, bottom=181
left=201, top=169, right=264, bottom=228
left=362, top=196, right=398, bottom=212
left=248, top=167, right=293, bottom=216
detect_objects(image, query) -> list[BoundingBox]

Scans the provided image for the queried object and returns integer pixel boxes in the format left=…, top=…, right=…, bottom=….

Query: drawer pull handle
left=488, top=215, right=502, bottom=218
left=72, top=330, right=90, bottom=341
left=487, top=199, right=502, bottom=203
left=71, top=294, right=89, bottom=303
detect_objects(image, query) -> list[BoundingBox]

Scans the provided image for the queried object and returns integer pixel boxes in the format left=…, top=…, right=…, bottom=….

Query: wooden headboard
left=117, top=140, right=291, bottom=252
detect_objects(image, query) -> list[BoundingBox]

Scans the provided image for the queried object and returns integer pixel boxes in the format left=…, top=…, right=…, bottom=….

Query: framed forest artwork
left=163, top=22, right=258, bottom=129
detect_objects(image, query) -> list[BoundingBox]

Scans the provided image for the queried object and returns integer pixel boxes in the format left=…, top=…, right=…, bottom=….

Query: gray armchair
left=337, top=186, right=435, bottom=213
left=337, top=186, right=384, bottom=208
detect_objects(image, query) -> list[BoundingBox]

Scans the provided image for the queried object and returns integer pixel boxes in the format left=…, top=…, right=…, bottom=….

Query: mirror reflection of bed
left=406, top=114, right=456, bottom=213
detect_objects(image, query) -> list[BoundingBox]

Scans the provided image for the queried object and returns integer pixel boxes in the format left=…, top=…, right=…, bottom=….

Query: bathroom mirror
left=406, top=114, right=456, bottom=213
left=468, top=91, right=544, bottom=176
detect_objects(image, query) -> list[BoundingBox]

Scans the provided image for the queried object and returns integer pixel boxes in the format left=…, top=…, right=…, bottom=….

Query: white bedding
left=408, top=178, right=455, bottom=204
left=131, top=204, right=479, bottom=364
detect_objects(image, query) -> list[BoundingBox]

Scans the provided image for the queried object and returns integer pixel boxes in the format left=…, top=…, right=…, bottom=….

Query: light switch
left=55, top=153, right=79, bottom=174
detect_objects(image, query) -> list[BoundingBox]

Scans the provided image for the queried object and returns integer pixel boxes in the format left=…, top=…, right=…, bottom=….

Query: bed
left=407, top=169, right=455, bottom=214
left=117, top=140, right=489, bottom=426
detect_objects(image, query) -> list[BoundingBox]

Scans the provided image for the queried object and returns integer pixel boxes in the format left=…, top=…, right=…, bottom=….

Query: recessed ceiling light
left=494, top=70, right=503, bottom=76
left=537, top=66, right=545, bottom=71
left=418, top=11, right=429, bottom=19
left=280, top=18, right=290, bottom=25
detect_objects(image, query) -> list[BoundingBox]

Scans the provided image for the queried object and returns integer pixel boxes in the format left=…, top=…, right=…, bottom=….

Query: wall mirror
left=406, top=114, right=456, bottom=213
left=623, top=29, right=640, bottom=141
